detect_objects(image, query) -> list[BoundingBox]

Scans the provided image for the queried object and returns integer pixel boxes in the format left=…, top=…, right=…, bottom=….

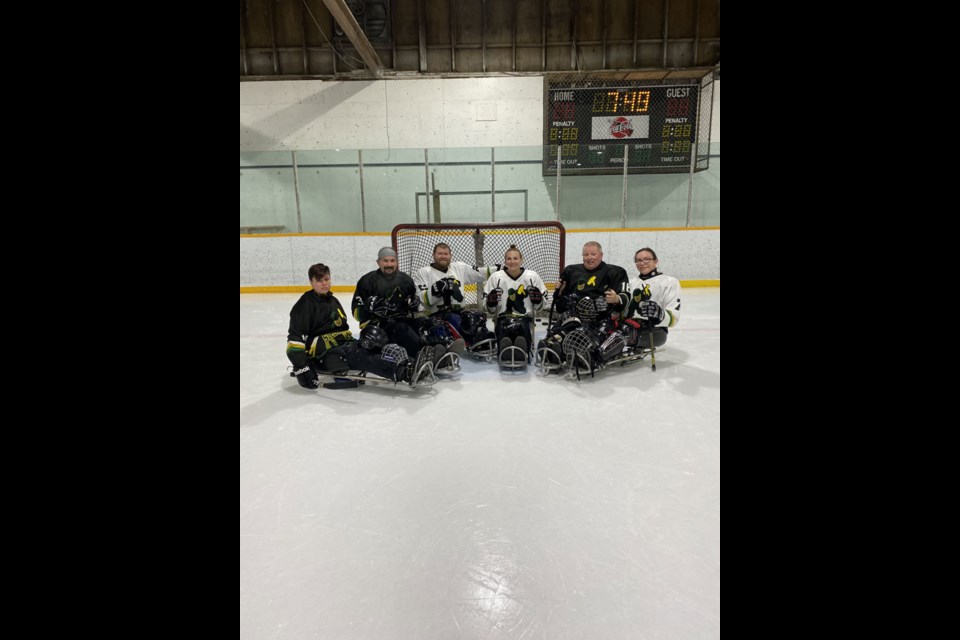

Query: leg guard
left=318, top=349, right=350, bottom=374
left=459, top=311, right=497, bottom=358
left=636, top=326, right=668, bottom=350
left=495, top=316, right=528, bottom=366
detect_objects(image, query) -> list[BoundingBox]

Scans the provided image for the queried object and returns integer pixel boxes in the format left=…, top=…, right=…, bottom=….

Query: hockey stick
left=547, top=278, right=564, bottom=335
left=289, top=369, right=435, bottom=390
left=647, top=322, right=657, bottom=372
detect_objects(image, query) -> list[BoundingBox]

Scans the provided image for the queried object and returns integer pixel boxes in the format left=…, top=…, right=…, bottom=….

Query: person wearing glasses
left=621, top=247, right=681, bottom=351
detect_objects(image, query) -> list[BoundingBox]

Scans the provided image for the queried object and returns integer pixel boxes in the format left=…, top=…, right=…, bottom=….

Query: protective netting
left=392, top=222, right=566, bottom=312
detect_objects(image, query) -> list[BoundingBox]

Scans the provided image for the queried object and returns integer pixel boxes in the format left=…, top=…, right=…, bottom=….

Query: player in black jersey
left=287, top=263, right=435, bottom=389
left=352, top=247, right=425, bottom=359
left=536, top=241, right=630, bottom=373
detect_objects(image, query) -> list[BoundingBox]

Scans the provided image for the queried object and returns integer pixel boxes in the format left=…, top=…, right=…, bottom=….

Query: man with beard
left=413, top=242, right=500, bottom=334
left=353, top=247, right=426, bottom=360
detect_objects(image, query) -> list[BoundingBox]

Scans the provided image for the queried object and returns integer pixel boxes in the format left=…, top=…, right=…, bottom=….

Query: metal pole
left=491, top=147, right=496, bottom=221
left=292, top=151, right=303, bottom=232
left=432, top=172, right=441, bottom=223
left=686, top=85, right=703, bottom=227
left=621, top=144, right=629, bottom=228
left=555, top=145, right=562, bottom=221
left=358, top=150, right=367, bottom=232
left=424, top=148, right=431, bottom=222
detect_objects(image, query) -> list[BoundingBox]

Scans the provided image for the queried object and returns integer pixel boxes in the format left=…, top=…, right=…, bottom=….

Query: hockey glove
left=293, top=365, right=320, bottom=389
left=366, top=295, right=396, bottom=317
left=404, top=292, right=421, bottom=313
left=638, top=300, right=665, bottom=325
left=527, top=286, right=543, bottom=305
left=430, top=279, right=449, bottom=298
left=449, top=280, right=464, bottom=302
left=486, top=287, right=503, bottom=308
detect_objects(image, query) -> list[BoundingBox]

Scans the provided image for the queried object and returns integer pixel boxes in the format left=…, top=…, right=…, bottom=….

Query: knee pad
left=637, top=328, right=667, bottom=350
left=319, top=350, right=349, bottom=374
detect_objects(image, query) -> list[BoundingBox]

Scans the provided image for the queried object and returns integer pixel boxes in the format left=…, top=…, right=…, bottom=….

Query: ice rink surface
left=241, top=289, right=720, bottom=639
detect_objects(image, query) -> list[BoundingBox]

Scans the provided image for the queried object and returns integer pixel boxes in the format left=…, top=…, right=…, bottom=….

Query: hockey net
left=392, top=222, right=566, bottom=313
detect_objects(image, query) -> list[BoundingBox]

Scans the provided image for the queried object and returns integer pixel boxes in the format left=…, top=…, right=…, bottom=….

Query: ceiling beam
left=300, top=0, right=309, bottom=74
left=570, top=0, right=578, bottom=71
left=321, top=0, right=385, bottom=77
left=267, top=0, right=280, bottom=74
left=240, top=0, right=249, bottom=76
left=661, top=0, right=669, bottom=68
left=418, top=0, right=427, bottom=72
left=693, top=0, right=701, bottom=66
left=450, top=0, right=456, bottom=71
left=601, top=0, right=607, bottom=69
left=391, top=0, right=397, bottom=68
left=541, top=0, right=546, bottom=71
left=512, top=0, right=517, bottom=71
left=482, top=0, right=487, bottom=73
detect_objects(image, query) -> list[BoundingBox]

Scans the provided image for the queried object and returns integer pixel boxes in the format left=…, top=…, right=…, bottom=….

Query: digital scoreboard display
left=543, top=83, right=700, bottom=175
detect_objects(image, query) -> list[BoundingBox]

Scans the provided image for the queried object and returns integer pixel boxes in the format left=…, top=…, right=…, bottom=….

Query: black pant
left=316, top=342, right=402, bottom=381
left=495, top=316, right=533, bottom=345
left=380, top=318, right=423, bottom=357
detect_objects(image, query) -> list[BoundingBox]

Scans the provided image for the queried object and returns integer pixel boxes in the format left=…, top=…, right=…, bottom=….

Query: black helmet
left=359, top=325, right=390, bottom=351
left=459, top=310, right=488, bottom=339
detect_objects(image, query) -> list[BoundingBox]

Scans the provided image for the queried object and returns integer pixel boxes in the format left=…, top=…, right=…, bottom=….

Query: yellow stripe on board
left=240, top=285, right=356, bottom=293
left=240, top=232, right=392, bottom=238
left=567, top=226, right=720, bottom=232
left=241, top=280, right=718, bottom=294
left=241, top=228, right=719, bottom=238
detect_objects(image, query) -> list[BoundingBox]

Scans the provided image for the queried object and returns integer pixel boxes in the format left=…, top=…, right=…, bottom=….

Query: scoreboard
left=544, top=83, right=700, bottom=175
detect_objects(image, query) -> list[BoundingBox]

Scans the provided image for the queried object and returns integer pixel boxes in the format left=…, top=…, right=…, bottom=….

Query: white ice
left=241, top=289, right=720, bottom=639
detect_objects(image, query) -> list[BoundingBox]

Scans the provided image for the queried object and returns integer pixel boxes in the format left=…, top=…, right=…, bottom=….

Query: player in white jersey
left=621, top=246, right=681, bottom=351
left=482, top=244, right=546, bottom=365
left=413, top=242, right=500, bottom=332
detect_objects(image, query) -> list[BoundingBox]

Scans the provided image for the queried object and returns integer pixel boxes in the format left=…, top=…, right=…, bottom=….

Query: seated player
left=287, top=263, right=435, bottom=389
left=621, top=247, right=681, bottom=352
left=536, top=240, right=629, bottom=373
left=352, top=246, right=458, bottom=374
left=482, top=244, right=546, bottom=366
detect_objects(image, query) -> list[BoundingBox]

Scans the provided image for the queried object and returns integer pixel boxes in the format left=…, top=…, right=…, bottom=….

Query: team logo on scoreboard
left=591, top=116, right=649, bottom=140
left=610, top=117, right=633, bottom=138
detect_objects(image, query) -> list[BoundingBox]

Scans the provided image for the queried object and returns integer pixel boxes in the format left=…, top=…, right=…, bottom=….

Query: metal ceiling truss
left=240, top=0, right=719, bottom=80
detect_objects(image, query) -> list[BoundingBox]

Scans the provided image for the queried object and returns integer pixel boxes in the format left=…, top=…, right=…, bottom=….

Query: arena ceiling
left=240, top=0, right=720, bottom=81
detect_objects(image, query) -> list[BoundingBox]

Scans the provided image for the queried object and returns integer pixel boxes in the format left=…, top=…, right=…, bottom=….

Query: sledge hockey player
left=288, top=263, right=435, bottom=389
left=482, top=244, right=546, bottom=367
left=412, top=242, right=500, bottom=355
left=352, top=247, right=460, bottom=374
left=536, top=241, right=629, bottom=373
left=621, top=247, right=681, bottom=353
